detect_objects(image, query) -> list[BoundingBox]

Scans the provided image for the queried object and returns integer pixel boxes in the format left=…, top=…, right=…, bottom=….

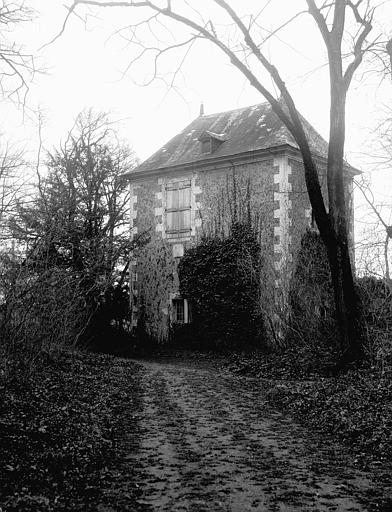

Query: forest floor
left=1, top=351, right=392, bottom=511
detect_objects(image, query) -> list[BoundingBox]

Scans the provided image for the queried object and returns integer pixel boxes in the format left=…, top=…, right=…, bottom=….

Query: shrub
left=85, top=282, right=133, bottom=355
left=0, top=252, right=133, bottom=379
left=288, top=229, right=338, bottom=361
left=357, top=276, right=392, bottom=367
left=178, top=222, right=265, bottom=350
left=0, top=260, right=89, bottom=379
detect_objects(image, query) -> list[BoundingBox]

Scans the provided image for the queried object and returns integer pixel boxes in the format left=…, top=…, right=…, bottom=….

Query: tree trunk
left=301, top=152, right=363, bottom=363
left=326, top=234, right=362, bottom=362
left=278, top=98, right=363, bottom=362
left=324, top=77, right=362, bottom=362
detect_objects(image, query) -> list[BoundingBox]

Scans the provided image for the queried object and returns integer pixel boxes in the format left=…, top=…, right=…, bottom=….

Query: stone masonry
left=125, top=103, right=357, bottom=344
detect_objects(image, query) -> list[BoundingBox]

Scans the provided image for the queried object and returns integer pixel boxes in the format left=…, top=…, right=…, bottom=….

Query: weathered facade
left=127, top=103, right=357, bottom=343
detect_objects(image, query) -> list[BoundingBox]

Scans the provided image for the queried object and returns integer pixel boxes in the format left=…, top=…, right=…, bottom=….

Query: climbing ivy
left=288, top=229, right=337, bottom=354
left=178, top=222, right=264, bottom=349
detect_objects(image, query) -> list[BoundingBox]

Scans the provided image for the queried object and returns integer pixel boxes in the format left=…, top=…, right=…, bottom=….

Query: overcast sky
left=2, top=1, right=391, bottom=227
left=2, top=2, right=388, bottom=156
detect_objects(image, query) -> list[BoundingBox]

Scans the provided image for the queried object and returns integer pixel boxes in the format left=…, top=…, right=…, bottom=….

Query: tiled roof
left=135, top=102, right=330, bottom=173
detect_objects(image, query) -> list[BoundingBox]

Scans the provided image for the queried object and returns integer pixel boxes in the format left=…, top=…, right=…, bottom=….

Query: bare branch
left=355, top=178, right=389, bottom=231
left=306, top=0, right=331, bottom=44
left=343, top=2, right=374, bottom=89
left=0, top=2, right=36, bottom=104
left=258, top=10, right=308, bottom=48
left=39, top=3, right=78, bottom=50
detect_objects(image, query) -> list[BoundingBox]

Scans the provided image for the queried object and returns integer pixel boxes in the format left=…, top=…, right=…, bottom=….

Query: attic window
left=201, top=139, right=211, bottom=154
left=198, top=130, right=226, bottom=154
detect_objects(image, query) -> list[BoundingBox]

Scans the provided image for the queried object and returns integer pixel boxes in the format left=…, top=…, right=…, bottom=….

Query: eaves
left=124, top=143, right=360, bottom=183
left=125, top=144, right=300, bottom=183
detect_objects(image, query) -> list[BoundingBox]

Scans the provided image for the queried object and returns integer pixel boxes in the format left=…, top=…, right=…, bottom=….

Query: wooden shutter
left=166, top=179, right=191, bottom=237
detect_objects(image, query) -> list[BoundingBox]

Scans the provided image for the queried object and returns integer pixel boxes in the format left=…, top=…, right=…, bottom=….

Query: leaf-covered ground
left=0, top=351, right=144, bottom=511
left=143, top=349, right=392, bottom=509
left=2, top=349, right=392, bottom=511
left=109, top=356, right=392, bottom=511
left=227, top=350, right=392, bottom=466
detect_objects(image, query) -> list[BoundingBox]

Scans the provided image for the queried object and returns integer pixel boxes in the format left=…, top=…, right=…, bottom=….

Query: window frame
left=201, top=138, right=212, bottom=154
left=165, top=179, right=192, bottom=239
left=172, top=298, right=191, bottom=325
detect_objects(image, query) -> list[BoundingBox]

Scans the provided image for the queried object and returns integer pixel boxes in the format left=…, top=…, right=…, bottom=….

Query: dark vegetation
left=0, top=112, right=146, bottom=510
left=0, top=111, right=142, bottom=377
left=175, top=222, right=264, bottom=350
left=170, top=227, right=391, bottom=366
left=288, top=229, right=337, bottom=360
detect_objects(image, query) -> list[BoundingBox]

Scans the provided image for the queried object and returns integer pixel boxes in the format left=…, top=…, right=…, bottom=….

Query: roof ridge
left=199, top=101, right=270, bottom=119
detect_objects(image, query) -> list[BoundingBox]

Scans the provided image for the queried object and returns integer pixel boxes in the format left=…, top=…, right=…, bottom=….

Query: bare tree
left=0, top=135, right=26, bottom=242
left=0, top=1, right=36, bottom=103
left=57, top=0, right=390, bottom=363
left=355, top=109, right=392, bottom=289
left=356, top=176, right=391, bottom=285
left=12, top=110, right=137, bottom=282
left=1, top=111, right=147, bottom=366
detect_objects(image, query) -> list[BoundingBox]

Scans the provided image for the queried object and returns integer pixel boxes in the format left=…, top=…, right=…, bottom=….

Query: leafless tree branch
left=0, top=2, right=36, bottom=104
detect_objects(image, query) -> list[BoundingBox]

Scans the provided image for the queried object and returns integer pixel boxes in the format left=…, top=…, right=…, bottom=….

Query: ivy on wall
left=288, top=229, right=336, bottom=351
left=136, top=239, right=177, bottom=343
left=178, top=222, right=265, bottom=349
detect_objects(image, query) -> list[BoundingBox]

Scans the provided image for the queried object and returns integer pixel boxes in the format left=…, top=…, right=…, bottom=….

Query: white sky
left=2, top=1, right=389, bottom=160
left=2, top=0, right=392, bottom=267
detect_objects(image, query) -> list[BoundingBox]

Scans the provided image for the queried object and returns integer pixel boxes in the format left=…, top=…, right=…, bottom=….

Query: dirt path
left=126, top=359, right=380, bottom=512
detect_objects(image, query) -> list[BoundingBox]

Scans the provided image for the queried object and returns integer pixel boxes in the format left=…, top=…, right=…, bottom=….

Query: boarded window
left=165, top=180, right=191, bottom=238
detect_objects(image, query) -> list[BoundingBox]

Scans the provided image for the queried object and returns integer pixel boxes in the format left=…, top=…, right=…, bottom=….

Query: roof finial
left=199, top=102, right=204, bottom=116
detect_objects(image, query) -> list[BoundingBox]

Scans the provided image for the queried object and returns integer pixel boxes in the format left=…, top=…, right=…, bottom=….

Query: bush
left=178, top=222, right=265, bottom=350
left=288, top=229, right=338, bottom=362
left=0, top=258, right=92, bottom=378
left=357, top=276, right=392, bottom=367
left=85, top=283, right=133, bottom=355
left=0, top=251, right=133, bottom=378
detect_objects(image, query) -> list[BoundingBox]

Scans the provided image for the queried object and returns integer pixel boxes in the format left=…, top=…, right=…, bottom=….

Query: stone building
left=126, top=102, right=357, bottom=343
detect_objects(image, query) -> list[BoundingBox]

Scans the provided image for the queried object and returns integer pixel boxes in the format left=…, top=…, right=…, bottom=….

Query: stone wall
left=129, top=151, right=355, bottom=344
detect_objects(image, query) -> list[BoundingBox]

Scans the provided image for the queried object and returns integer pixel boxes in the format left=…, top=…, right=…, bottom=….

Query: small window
left=201, top=139, right=211, bottom=154
left=198, top=130, right=226, bottom=154
left=173, top=299, right=185, bottom=323
left=172, top=298, right=191, bottom=324
left=165, top=180, right=191, bottom=239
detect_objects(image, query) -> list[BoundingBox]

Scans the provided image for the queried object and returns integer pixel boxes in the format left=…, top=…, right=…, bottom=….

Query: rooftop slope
left=135, top=102, right=330, bottom=173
